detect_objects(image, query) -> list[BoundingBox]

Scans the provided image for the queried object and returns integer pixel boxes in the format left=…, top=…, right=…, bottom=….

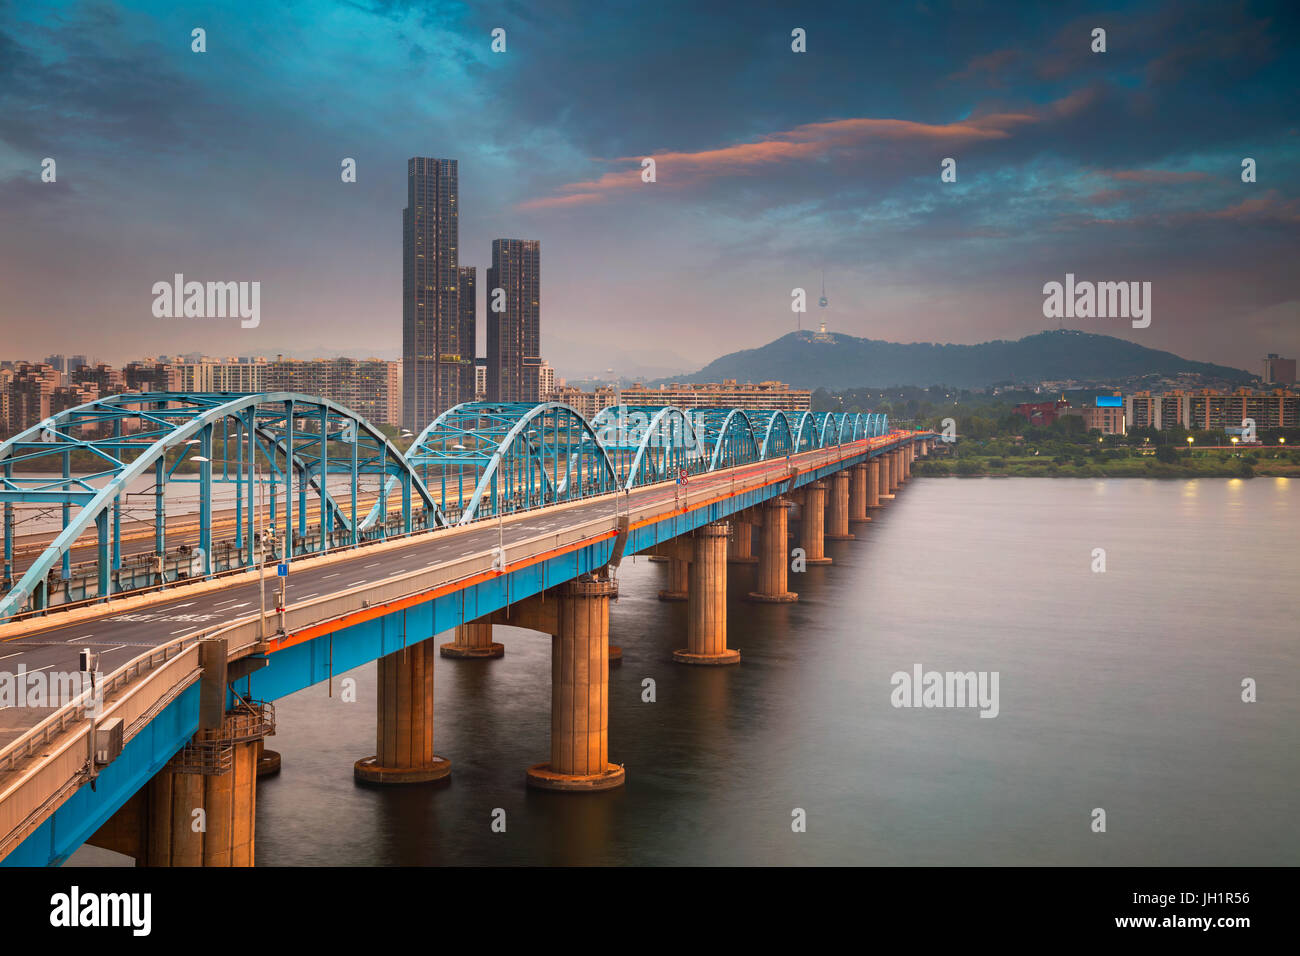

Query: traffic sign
left=277, top=563, right=288, bottom=577
left=678, top=468, right=688, bottom=485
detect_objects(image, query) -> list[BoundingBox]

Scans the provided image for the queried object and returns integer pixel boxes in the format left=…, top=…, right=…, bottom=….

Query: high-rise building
left=1263, top=354, right=1296, bottom=385
left=486, top=238, right=541, bottom=402
left=1126, top=388, right=1298, bottom=429
left=264, top=356, right=400, bottom=425
left=402, top=157, right=461, bottom=428
left=619, top=380, right=813, bottom=413
left=457, top=266, right=477, bottom=406
left=539, top=360, right=555, bottom=399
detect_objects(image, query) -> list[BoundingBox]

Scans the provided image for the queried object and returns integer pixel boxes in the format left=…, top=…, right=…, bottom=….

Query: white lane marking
left=222, top=603, right=250, bottom=610
left=29, top=663, right=56, bottom=673
left=348, top=580, right=366, bottom=587
left=322, top=573, right=341, bottom=579
left=212, top=598, right=243, bottom=607
left=300, top=592, right=319, bottom=599
left=169, top=602, right=195, bottom=609
left=170, top=628, right=191, bottom=635
left=0, top=652, right=22, bottom=661
left=101, top=644, right=126, bottom=654
left=365, top=562, right=381, bottom=568
left=64, top=634, right=94, bottom=643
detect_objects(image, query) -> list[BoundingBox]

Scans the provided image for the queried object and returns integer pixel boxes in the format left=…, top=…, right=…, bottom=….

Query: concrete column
left=849, top=462, right=870, bottom=524
left=203, top=739, right=257, bottom=866
left=441, top=615, right=504, bottom=659
left=727, top=516, right=757, bottom=564
left=658, top=557, right=689, bottom=601
left=867, top=458, right=882, bottom=509
left=889, top=450, right=901, bottom=492
left=825, top=469, right=854, bottom=540
left=676, top=521, right=740, bottom=665
left=747, top=497, right=797, bottom=602
left=527, top=577, right=625, bottom=791
left=355, top=639, right=450, bottom=784
left=148, top=770, right=205, bottom=866
left=796, top=481, right=832, bottom=564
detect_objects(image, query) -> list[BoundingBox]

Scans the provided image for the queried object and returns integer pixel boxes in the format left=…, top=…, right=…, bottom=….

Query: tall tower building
left=486, top=239, right=541, bottom=402
left=402, top=157, right=460, bottom=428
left=457, top=266, right=477, bottom=405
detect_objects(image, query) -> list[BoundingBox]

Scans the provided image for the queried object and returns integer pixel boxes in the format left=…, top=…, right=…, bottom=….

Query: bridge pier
left=849, top=462, right=870, bottom=524
left=825, top=469, right=854, bottom=540
left=747, top=497, right=797, bottom=603
left=727, top=514, right=758, bottom=564
left=867, top=458, right=882, bottom=509
left=658, top=556, right=689, bottom=601
left=795, top=481, right=832, bottom=565
left=441, top=616, right=505, bottom=659
left=523, top=575, right=624, bottom=791
left=887, top=450, right=901, bottom=493
left=354, top=639, right=451, bottom=784
left=88, top=704, right=267, bottom=866
left=675, top=521, right=740, bottom=665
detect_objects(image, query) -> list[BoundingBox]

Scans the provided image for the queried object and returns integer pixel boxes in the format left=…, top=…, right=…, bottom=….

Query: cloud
left=1104, top=169, right=1212, bottom=183
left=517, top=91, right=1101, bottom=211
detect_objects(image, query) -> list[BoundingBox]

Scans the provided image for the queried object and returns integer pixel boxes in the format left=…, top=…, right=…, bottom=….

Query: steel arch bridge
left=373, top=401, right=620, bottom=526
left=1, top=395, right=890, bottom=620
left=0, top=392, right=437, bottom=619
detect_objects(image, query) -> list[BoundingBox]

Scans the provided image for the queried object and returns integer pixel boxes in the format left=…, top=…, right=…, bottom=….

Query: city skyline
left=2, top=1, right=1297, bottom=378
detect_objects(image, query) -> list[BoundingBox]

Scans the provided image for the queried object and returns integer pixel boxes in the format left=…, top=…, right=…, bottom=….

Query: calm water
left=179, top=479, right=1300, bottom=864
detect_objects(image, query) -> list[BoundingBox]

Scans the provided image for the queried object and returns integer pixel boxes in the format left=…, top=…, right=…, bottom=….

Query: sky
left=1, top=0, right=1297, bottom=380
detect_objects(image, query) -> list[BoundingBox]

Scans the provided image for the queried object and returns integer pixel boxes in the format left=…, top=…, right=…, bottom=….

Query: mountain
left=656, top=330, right=1253, bottom=390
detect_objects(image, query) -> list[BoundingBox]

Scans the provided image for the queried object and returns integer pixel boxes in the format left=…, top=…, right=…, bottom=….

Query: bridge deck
left=0, top=431, right=928, bottom=865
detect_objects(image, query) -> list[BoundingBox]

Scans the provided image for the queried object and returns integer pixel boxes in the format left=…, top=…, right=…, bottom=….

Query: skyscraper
left=402, top=157, right=460, bottom=428
left=457, top=265, right=477, bottom=405
left=486, top=239, right=541, bottom=403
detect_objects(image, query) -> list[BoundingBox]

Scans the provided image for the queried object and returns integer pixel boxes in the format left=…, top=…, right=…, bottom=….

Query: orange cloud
left=517, top=94, right=1092, bottom=212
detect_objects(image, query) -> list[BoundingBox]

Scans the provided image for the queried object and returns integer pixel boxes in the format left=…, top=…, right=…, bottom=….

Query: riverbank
left=914, top=457, right=1298, bottom=478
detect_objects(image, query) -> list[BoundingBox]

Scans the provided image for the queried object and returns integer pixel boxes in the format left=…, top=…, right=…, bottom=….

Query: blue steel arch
left=392, top=402, right=619, bottom=524
left=791, top=410, right=822, bottom=451
left=747, top=410, right=796, bottom=459
left=591, top=405, right=710, bottom=490
left=688, top=408, right=761, bottom=471
left=0, top=392, right=437, bottom=620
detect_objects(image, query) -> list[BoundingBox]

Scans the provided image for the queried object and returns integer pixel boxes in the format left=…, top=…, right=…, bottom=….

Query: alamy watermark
left=151, top=274, right=260, bottom=328
left=890, top=664, right=1000, bottom=718
left=1042, top=273, right=1150, bottom=328
left=1, top=665, right=104, bottom=715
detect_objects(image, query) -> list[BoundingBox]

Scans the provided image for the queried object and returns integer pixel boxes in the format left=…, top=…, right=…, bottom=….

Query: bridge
left=0, top=392, right=934, bottom=866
